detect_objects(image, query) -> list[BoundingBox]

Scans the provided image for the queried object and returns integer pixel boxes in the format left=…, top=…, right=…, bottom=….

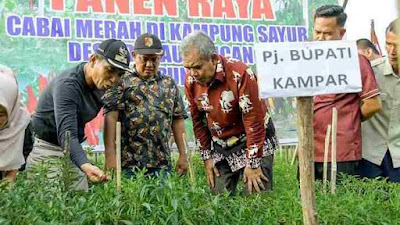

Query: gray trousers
left=26, top=137, right=88, bottom=191
left=212, top=154, right=274, bottom=195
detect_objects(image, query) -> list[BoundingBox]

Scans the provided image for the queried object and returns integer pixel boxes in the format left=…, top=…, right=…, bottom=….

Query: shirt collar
left=382, top=57, right=397, bottom=77
left=210, top=55, right=225, bottom=85
left=80, top=62, right=92, bottom=89
left=370, top=57, right=384, bottom=67
left=131, top=66, right=161, bottom=81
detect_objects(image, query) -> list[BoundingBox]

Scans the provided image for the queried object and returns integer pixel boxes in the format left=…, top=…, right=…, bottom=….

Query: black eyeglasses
left=137, top=55, right=161, bottom=65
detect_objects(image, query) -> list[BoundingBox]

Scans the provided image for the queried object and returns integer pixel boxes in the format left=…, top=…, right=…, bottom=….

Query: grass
left=1, top=149, right=400, bottom=225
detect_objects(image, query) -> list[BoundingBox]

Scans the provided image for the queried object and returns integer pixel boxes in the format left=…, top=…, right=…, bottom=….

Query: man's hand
left=243, top=167, right=268, bottom=194
left=361, top=95, right=381, bottom=121
left=204, top=158, right=220, bottom=188
left=81, top=163, right=109, bottom=182
left=175, top=154, right=189, bottom=176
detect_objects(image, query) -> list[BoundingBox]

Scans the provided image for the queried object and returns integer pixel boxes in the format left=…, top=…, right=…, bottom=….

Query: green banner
left=0, top=0, right=336, bottom=144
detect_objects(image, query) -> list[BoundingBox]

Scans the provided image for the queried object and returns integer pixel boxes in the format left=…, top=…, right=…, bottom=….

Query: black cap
left=96, top=39, right=130, bottom=71
left=133, top=33, right=164, bottom=55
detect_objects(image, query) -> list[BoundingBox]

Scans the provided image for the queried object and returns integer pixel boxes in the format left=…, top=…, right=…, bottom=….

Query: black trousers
left=314, top=161, right=359, bottom=180
left=358, top=151, right=400, bottom=183
left=212, top=155, right=274, bottom=195
left=297, top=161, right=359, bottom=181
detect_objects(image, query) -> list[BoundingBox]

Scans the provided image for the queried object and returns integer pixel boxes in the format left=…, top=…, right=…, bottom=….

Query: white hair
left=181, top=31, right=216, bottom=60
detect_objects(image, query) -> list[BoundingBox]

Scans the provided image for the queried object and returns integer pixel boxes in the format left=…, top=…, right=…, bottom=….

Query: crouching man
left=182, top=31, right=278, bottom=195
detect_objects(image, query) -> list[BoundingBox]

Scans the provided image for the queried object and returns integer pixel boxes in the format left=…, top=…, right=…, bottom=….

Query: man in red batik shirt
left=182, top=31, right=278, bottom=195
left=312, top=5, right=382, bottom=180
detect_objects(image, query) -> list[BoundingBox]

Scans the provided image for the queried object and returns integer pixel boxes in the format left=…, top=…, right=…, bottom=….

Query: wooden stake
left=296, top=97, right=318, bottom=225
left=64, top=131, right=70, bottom=155
left=286, top=146, right=290, bottom=163
left=331, top=108, right=338, bottom=194
left=291, top=145, right=298, bottom=165
left=116, top=122, right=122, bottom=191
left=183, top=134, right=195, bottom=184
left=323, top=125, right=331, bottom=193
left=61, top=131, right=73, bottom=192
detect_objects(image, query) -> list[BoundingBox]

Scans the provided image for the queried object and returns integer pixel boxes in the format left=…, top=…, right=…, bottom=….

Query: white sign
left=254, top=40, right=362, bottom=98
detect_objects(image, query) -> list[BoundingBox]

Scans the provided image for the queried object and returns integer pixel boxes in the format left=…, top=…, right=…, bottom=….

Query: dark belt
left=213, top=140, right=246, bottom=157
left=35, top=134, right=59, bottom=146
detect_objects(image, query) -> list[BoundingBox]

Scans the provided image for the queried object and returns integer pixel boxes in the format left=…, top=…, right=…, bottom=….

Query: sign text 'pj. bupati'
left=254, top=41, right=362, bottom=98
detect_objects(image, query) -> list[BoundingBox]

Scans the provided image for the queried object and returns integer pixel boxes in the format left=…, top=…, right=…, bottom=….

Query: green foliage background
left=1, top=152, right=399, bottom=224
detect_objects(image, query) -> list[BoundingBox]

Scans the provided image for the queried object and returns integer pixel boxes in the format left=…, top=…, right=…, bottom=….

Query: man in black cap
left=26, top=39, right=130, bottom=190
left=103, top=33, right=188, bottom=178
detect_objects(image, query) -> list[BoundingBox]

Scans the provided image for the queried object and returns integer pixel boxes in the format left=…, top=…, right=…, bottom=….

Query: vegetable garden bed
left=1, top=151, right=399, bottom=225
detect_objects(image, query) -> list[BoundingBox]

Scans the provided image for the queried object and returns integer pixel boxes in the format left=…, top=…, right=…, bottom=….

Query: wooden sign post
left=296, top=97, right=317, bottom=225
left=255, top=40, right=362, bottom=225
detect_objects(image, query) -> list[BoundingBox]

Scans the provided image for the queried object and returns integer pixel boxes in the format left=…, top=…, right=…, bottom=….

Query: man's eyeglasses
left=137, top=55, right=161, bottom=65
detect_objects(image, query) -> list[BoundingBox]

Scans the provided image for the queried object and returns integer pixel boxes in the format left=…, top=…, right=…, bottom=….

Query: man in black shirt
left=26, top=39, right=130, bottom=190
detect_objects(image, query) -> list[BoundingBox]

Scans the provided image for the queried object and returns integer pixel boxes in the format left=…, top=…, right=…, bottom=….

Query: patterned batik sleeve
left=184, top=77, right=212, bottom=161
left=102, top=79, right=125, bottom=114
left=237, top=67, right=266, bottom=168
left=172, top=81, right=188, bottom=120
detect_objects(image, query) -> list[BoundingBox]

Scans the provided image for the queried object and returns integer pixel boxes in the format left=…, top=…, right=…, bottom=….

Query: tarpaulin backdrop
left=0, top=0, right=336, bottom=145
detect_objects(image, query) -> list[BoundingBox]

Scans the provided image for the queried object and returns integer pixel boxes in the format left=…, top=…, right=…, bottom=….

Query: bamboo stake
left=286, top=146, right=290, bottom=163
left=323, top=125, right=331, bottom=193
left=296, top=97, right=318, bottom=225
left=64, top=131, right=70, bottom=155
left=331, top=108, right=338, bottom=194
left=291, top=145, right=298, bottom=165
left=116, top=122, right=122, bottom=191
left=182, top=134, right=195, bottom=184
left=62, top=131, right=72, bottom=192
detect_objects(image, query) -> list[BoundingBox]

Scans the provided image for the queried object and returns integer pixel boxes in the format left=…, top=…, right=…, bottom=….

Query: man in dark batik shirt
left=182, top=31, right=278, bottom=195
left=103, top=33, right=188, bottom=177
